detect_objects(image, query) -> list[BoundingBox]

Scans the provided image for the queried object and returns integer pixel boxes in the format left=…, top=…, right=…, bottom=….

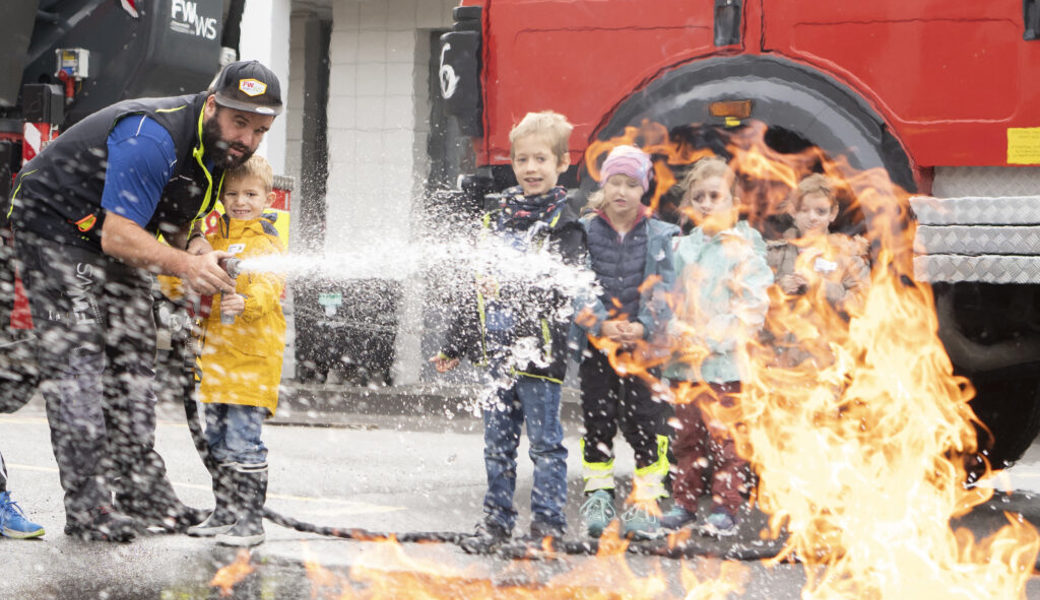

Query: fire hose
left=172, top=259, right=782, bottom=560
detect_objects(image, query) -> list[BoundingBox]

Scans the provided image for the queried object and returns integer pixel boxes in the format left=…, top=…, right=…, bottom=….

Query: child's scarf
left=497, top=186, right=567, bottom=232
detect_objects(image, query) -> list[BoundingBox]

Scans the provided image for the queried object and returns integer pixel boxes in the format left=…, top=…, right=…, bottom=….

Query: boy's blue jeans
left=203, top=404, right=268, bottom=466
left=482, top=375, right=568, bottom=533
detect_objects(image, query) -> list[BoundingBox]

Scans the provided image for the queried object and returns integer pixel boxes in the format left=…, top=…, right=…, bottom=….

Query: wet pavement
left=3, top=387, right=1040, bottom=599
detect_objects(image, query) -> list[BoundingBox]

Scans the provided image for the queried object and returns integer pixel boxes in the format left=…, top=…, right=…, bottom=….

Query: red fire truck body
left=439, top=0, right=1040, bottom=465
left=460, top=0, right=1040, bottom=182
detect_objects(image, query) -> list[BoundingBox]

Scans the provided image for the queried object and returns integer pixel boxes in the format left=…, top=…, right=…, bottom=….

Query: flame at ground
left=735, top=249, right=1040, bottom=598
left=303, top=527, right=747, bottom=599
left=210, top=549, right=255, bottom=597
left=215, top=120, right=1039, bottom=598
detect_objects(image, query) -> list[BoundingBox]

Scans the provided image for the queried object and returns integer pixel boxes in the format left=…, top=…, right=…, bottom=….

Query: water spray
left=168, top=246, right=778, bottom=560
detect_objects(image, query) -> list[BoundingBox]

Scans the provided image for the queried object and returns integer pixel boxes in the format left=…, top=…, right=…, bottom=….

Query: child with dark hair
left=769, top=174, right=869, bottom=315
left=764, top=172, right=870, bottom=367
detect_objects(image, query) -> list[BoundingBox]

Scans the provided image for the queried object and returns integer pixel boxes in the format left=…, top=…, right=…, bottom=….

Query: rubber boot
left=112, top=469, right=205, bottom=534
left=215, top=465, right=267, bottom=547
left=187, top=465, right=237, bottom=537
left=63, top=505, right=137, bottom=543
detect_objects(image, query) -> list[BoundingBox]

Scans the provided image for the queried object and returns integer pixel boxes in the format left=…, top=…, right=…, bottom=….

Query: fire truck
left=438, top=1, right=1040, bottom=466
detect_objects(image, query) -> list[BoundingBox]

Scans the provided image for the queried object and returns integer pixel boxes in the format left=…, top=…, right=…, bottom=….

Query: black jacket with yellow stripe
left=10, top=92, right=222, bottom=251
left=441, top=187, right=586, bottom=383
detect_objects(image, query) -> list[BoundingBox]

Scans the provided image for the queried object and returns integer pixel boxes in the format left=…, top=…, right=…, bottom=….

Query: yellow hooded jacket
left=198, top=214, right=287, bottom=415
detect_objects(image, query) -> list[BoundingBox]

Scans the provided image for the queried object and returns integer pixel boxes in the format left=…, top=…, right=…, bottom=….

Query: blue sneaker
left=0, top=491, right=45, bottom=539
left=699, top=509, right=737, bottom=537
left=579, top=490, right=616, bottom=538
left=660, top=504, right=697, bottom=530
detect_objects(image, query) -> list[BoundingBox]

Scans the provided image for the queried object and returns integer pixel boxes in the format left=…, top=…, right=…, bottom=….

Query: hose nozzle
left=219, top=257, right=242, bottom=279
left=217, top=257, right=242, bottom=324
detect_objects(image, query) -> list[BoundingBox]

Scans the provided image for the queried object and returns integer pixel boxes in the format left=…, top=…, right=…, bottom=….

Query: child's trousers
left=203, top=403, right=268, bottom=467
left=482, top=375, right=568, bottom=533
left=670, top=381, right=752, bottom=515
left=579, top=350, right=669, bottom=499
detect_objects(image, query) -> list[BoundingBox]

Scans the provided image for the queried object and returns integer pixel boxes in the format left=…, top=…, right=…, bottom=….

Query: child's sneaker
left=528, top=520, right=565, bottom=542
left=579, top=490, right=616, bottom=538
left=660, top=504, right=697, bottom=530
left=459, top=519, right=510, bottom=554
left=620, top=501, right=663, bottom=540
left=699, top=509, right=738, bottom=537
left=0, top=491, right=45, bottom=539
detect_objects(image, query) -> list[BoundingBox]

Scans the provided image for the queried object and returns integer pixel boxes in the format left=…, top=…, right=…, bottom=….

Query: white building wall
left=326, top=0, right=455, bottom=250
left=285, top=15, right=308, bottom=186
left=326, top=0, right=457, bottom=384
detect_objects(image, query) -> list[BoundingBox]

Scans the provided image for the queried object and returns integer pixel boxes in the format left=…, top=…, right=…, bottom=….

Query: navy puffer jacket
left=568, top=212, right=679, bottom=361
left=584, top=212, right=649, bottom=322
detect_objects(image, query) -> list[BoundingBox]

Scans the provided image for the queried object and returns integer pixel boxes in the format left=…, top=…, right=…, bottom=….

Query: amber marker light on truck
left=709, top=99, right=752, bottom=127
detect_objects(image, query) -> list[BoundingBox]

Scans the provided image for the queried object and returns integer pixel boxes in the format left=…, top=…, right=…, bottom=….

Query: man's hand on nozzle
left=183, top=250, right=236, bottom=295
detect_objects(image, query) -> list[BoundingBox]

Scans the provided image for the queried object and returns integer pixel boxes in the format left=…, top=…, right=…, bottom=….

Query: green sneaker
left=620, top=501, right=663, bottom=541
left=579, top=490, right=616, bottom=538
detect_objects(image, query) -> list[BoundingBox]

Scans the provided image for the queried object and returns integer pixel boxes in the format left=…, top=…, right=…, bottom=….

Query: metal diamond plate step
left=914, top=255, right=1040, bottom=284
left=916, top=226, right=1040, bottom=255
left=911, top=195, right=1040, bottom=281
left=910, top=196, right=1040, bottom=225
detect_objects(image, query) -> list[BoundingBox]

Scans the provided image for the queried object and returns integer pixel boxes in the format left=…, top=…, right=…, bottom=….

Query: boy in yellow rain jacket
left=186, top=155, right=286, bottom=547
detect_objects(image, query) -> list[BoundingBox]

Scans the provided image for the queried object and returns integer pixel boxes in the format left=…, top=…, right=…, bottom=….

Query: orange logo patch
left=75, top=214, right=97, bottom=232
left=238, top=79, right=267, bottom=97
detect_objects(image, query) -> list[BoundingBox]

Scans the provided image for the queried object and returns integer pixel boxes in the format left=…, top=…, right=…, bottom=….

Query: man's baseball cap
left=208, top=60, right=283, bottom=116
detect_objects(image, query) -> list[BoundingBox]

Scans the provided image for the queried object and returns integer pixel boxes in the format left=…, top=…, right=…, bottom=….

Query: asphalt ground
left=3, top=386, right=1040, bottom=599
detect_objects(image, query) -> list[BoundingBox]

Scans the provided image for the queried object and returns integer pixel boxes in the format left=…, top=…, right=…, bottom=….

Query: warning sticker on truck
left=1007, top=127, right=1040, bottom=164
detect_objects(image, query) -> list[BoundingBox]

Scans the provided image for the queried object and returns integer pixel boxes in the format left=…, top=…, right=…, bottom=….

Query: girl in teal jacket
left=660, top=157, right=772, bottom=537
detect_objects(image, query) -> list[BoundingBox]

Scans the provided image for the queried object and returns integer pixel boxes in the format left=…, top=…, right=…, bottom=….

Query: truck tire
left=588, top=54, right=915, bottom=194
left=970, top=370, right=1040, bottom=469
left=935, top=282, right=1040, bottom=466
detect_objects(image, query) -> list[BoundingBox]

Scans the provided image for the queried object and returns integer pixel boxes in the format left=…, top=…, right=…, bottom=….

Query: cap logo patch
left=238, top=79, right=267, bottom=97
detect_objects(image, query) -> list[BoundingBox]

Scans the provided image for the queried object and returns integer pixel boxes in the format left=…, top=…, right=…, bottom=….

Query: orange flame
left=209, top=549, right=254, bottom=597
left=299, top=529, right=747, bottom=599
left=588, top=118, right=1040, bottom=596
left=215, top=119, right=1039, bottom=599
left=586, top=120, right=717, bottom=213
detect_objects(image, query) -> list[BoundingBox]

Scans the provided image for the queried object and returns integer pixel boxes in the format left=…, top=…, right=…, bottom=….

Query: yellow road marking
left=0, top=416, right=48, bottom=425
left=6, top=463, right=403, bottom=514
left=0, top=415, right=191, bottom=428
left=2, top=416, right=403, bottom=514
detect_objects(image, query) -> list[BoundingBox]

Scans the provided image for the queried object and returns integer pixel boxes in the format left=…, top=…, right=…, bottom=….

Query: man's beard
left=201, top=113, right=254, bottom=170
